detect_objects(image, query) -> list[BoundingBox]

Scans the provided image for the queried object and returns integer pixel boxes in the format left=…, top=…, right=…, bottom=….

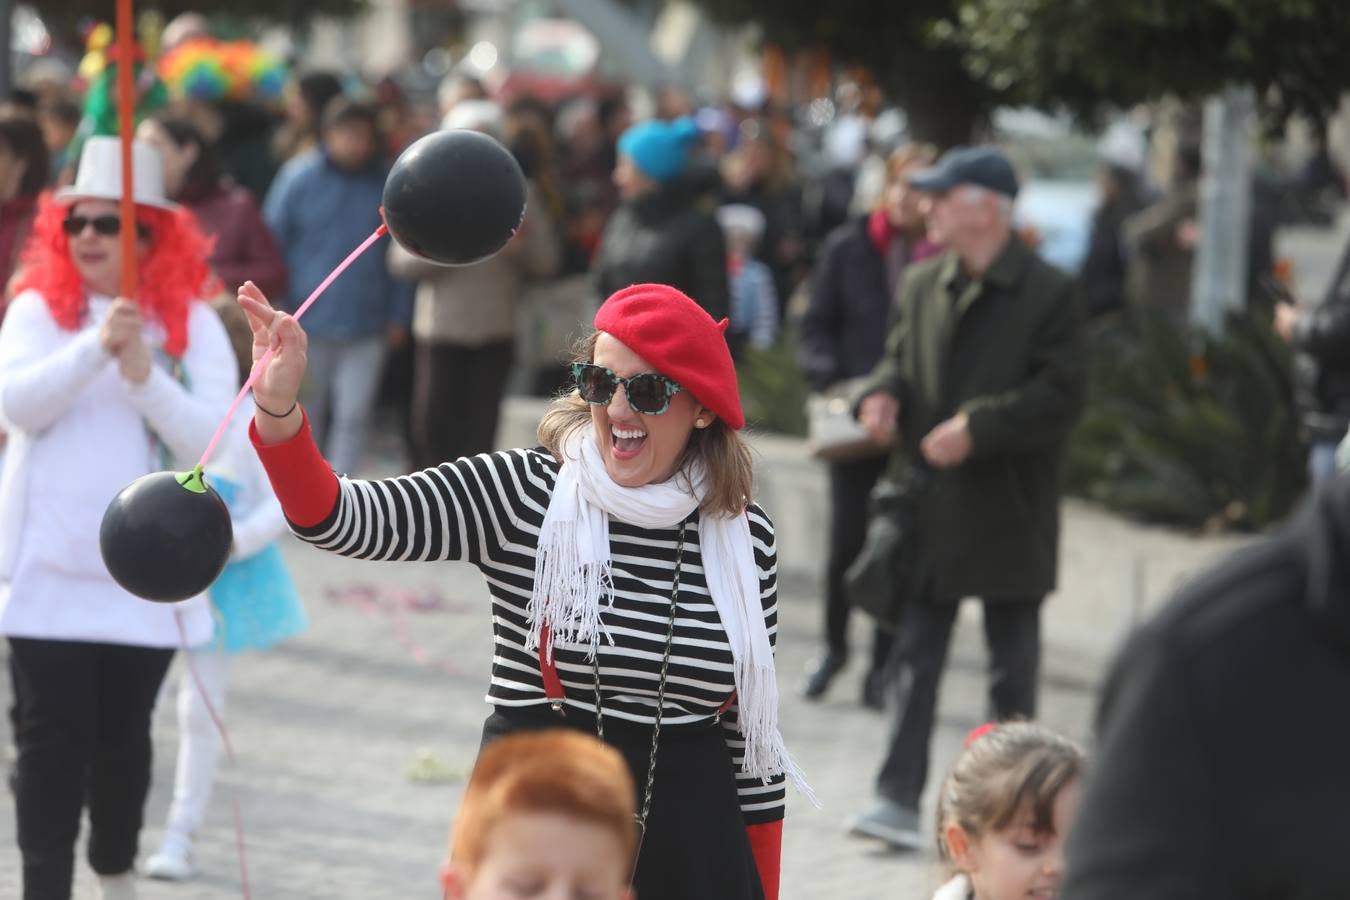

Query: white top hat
left=55, top=136, right=177, bottom=210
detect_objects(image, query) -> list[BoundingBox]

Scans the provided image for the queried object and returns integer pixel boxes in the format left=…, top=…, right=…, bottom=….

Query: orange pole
left=116, top=0, right=137, bottom=301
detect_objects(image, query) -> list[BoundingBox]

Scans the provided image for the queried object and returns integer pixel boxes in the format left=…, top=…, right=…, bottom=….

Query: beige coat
left=387, top=183, right=561, bottom=346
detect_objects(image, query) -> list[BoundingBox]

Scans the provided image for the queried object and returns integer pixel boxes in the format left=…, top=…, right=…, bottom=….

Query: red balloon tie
left=197, top=224, right=388, bottom=470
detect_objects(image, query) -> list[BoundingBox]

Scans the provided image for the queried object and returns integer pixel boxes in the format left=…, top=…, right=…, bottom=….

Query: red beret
left=593, top=284, right=745, bottom=430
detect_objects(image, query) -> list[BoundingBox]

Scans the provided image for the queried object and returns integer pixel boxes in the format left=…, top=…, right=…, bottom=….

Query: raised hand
left=237, top=280, right=307, bottom=441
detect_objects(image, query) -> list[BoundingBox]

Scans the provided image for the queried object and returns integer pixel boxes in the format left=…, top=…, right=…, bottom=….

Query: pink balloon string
left=197, top=224, right=389, bottom=470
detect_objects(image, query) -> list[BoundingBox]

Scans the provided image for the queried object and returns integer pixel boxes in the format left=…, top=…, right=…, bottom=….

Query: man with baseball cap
left=846, top=145, right=1087, bottom=848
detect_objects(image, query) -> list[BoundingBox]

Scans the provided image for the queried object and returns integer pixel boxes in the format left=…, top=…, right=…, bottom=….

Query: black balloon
left=382, top=129, right=528, bottom=266
left=100, top=469, right=233, bottom=603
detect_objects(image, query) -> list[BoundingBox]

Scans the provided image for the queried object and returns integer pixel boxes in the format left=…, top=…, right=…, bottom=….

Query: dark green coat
left=854, top=235, right=1087, bottom=602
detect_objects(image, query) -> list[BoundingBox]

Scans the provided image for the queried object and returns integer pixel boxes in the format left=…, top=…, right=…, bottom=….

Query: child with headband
left=932, top=722, right=1085, bottom=900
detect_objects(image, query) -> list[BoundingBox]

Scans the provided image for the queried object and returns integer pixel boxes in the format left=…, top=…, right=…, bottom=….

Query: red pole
left=116, top=0, right=137, bottom=301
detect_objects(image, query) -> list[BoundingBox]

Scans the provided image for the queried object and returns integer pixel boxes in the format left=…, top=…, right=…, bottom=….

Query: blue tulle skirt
left=206, top=543, right=307, bottom=653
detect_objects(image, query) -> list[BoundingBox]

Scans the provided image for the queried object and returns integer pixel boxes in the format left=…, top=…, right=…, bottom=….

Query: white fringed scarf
left=527, top=426, right=811, bottom=795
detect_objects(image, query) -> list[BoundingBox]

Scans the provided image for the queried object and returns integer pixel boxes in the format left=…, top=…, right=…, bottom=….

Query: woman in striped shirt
left=237, top=280, right=805, bottom=900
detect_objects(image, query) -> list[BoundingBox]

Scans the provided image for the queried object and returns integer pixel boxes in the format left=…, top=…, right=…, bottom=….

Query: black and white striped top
left=290, top=447, right=786, bottom=824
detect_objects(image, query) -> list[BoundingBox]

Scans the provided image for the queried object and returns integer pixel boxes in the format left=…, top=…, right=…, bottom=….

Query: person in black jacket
left=1276, top=240, right=1350, bottom=485
left=797, top=143, right=938, bottom=708
left=1061, top=473, right=1350, bottom=898
left=1077, top=162, right=1148, bottom=320
left=593, top=117, right=729, bottom=321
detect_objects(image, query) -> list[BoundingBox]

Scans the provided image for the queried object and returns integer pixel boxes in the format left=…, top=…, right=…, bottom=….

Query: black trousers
left=481, top=705, right=764, bottom=900
left=9, top=638, right=175, bottom=900
left=410, top=340, right=515, bottom=471
left=874, top=596, right=1042, bottom=809
left=824, top=455, right=895, bottom=671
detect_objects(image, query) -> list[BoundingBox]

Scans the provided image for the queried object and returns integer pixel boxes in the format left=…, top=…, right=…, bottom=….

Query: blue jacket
left=263, top=150, right=414, bottom=340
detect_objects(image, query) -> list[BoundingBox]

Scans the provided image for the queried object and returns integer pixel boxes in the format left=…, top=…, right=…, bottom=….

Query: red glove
left=746, top=821, right=782, bottom=900
left=249, top=411, right=339, bottom=527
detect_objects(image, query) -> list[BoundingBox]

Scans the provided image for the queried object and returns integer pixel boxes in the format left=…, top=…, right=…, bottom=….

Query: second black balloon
left=381, top=129, right=528, bottom=267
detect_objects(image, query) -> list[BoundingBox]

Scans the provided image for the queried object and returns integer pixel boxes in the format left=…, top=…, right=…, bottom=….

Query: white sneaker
left=94, top=872, right=138, bottom=900
left=144, top=833, right=195, bottom=881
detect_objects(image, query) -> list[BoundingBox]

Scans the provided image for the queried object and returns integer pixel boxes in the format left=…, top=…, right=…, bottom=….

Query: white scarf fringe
left=528, top=426, right=813, bottom=799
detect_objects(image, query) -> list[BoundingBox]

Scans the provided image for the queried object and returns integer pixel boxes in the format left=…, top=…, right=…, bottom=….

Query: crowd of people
left=2, top=15, right=1350, bottom=900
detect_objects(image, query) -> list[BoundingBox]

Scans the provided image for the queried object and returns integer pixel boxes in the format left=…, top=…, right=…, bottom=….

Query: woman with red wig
left=237, top=278, right=808, bottom=900
left=0, top=137, right=236, bottom=900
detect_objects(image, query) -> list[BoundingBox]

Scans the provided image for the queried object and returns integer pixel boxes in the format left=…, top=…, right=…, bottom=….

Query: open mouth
left=610, top=424, right=648, bottom=460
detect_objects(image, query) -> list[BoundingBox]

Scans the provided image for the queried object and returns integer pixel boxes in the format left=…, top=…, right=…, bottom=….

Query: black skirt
left=479, top=704, right=765, bottom=900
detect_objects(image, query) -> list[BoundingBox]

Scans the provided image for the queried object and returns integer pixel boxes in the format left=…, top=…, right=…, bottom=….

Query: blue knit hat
left=617, top=116, right=702, bottom=183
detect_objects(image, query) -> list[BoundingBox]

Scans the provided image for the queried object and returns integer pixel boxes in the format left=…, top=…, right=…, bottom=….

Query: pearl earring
left=695, top=418, right=706, bottom=428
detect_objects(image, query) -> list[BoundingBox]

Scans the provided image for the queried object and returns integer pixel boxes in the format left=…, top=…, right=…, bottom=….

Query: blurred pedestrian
left=557, top=98, right=618, bottom=209
left=593, top=117, right=729, bottom=321
left=1275, top=234, right=1350, bottom=486
left=263, top=98, right=413, bottom=476
left=1123, top=144, right=1201, bottom=324
left=847, top=146, right=1087, bottom=849
left=271, top=70, right=344, bottom=166
left=505, top=96, right=565, bottom=226
left=1061, top=467, right=1350, bottom=898
left=0, top=118, right=49, bottom=301
left=717, top=204, right=778, bottom=357
left=36, top=97, right=79, bottom=187
left=797, top=143, right=940, bottom=709
left=2, top=136, right=236, bottom=900
left=1079, top=132, right=1150, bottom=320
left=437, top=71, right=489, bottom=121
left=388, top=100, right=560, bottom=468
left=137, top=116, right=286, bottom=299
left=721, top=121, right=804, bottom=312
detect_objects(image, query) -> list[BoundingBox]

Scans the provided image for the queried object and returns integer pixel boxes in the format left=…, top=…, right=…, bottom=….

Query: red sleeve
left=746, top=820, right=781, bottom=900
left=248, top=410, right=340, bottom=527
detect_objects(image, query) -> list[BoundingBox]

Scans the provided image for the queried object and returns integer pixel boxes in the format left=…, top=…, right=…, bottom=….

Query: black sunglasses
left=62, top=214, right=150, bottom=241
left=571, top=363, right=682, bottom=416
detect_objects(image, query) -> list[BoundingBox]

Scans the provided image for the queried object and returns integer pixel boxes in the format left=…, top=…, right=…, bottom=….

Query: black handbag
left=844, top=465, right=931, bottom=632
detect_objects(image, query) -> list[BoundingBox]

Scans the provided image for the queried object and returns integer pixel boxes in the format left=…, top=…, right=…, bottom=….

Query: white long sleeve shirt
left=0, top=290, right=237, bottom=646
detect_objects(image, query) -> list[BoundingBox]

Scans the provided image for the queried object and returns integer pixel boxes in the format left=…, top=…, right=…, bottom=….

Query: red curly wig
left=12, top=192, right=218, bottom=358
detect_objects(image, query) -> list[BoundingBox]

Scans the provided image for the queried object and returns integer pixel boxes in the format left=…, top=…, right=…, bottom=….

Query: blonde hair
left=450, top=730, right=637, bottom=878
left=884, top=141, right=939, bottom=187
left=536, top=331, right=755, bottom=519
left=936, top=722, right=1084, bottom=859
left=209, top=294, right=253, bottom=386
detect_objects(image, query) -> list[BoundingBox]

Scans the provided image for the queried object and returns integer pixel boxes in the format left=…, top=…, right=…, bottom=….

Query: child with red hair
left=442, top=730, right=637, bottom=900
left=0, top=136, right=237, bottom=900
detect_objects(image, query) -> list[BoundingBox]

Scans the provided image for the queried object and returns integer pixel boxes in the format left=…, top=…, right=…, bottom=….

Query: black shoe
left=802, top=652, right=847, bottom=700
left=861, top=669, right=888, bottom=710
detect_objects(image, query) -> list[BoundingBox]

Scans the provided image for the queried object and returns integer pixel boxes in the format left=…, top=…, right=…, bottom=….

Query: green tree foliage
left=1067, top=312, right=1307, bottom=531
left=953, top=0, right=1350, bottom=130
left=698, top=0, right=1350, bottom=141
left=695, top=0, right=1004, bottom=146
